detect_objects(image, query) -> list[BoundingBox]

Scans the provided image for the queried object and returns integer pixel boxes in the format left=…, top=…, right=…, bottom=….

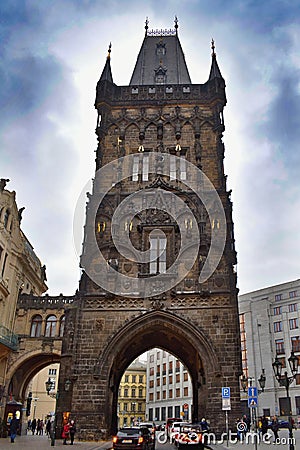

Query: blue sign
left=248, top=387, right=258, bottom=398
left=248, top=397, right=258, bottom=408
left=222, top=387, right=231, bottom=398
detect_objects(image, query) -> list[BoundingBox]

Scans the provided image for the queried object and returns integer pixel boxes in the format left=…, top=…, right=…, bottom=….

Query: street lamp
left=240, top=369, right=266, bottom=393
left=272, top=351, right=299, bottom=450
left=45, top=378, right=57, bottom=447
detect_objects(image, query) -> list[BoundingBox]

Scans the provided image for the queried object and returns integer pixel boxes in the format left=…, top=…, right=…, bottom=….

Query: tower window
left=142, top=153, right=149, bottom=181
left=180, top=156, right=187, bottom=180
left=149, top=236, right=167, bottom=274
left=45, top=315, right=57, bottom=337
left=30, top=315, right=42, bottom=337
left=132, top=155, right=140, bottom=181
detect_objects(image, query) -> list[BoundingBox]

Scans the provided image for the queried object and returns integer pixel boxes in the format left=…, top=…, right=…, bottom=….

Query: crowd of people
left=236, top=414, right=287, bottom=443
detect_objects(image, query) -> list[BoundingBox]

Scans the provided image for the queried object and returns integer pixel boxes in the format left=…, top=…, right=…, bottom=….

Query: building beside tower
left=0, top=179, right=47, bottom=420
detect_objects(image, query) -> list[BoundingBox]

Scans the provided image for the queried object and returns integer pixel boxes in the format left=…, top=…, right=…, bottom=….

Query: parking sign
left=222, top=387, right=230, bottom=398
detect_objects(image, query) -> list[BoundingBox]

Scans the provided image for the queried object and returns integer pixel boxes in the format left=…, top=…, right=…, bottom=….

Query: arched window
left=45, top=315, right=57, bottom=337
left=30, top=315, right=42, bottom=337
left=59, top=315, right=65, bottom=337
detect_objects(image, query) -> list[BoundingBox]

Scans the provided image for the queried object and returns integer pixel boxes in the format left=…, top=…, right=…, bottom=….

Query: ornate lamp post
left=272, top=351, right=299, bottom=450
left=45, top=377, right=56, bottom=447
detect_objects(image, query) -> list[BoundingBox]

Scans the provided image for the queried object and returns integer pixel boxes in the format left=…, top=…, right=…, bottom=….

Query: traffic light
left=26, top=391, right=32, bottom=416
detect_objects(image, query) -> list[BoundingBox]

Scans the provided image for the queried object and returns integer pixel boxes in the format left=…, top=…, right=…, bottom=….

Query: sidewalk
left=0, top=434, right=112, bottom=450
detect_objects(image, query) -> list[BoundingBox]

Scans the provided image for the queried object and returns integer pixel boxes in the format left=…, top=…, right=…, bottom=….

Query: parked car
left=113, top=427, right=154, bottom=450
left=175, top=424, right=205, bottom=450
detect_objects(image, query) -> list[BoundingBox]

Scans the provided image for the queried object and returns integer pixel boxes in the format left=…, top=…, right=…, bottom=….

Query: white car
left=170, top=422, right=190, bottom=444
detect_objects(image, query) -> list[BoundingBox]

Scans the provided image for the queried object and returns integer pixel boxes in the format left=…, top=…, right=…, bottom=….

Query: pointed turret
left=208, top=39, right=223, bottom=80
left=99, top=43, right=113, bottom=84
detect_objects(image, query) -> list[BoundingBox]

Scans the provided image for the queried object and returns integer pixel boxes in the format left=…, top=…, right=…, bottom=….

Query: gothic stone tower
left=57, top=20, right=241, bottom=439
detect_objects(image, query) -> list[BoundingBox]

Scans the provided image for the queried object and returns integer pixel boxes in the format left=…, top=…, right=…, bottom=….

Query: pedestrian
left=261, top=415, right=269, bottom=437
left=200, top=418, right=209, bottom=432
left=31, top=418, right=36, bottom=435
left=9, top=415, right=19, bottom=443
left=69, top=420, right=76, bottom=445
left=271, top=415, right=279, bottom=442
left=62, top=421, right=70, bottom=445
left=46, top=419, right=51, bottom=437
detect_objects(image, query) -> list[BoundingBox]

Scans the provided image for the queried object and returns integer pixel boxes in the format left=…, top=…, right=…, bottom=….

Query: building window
left=169, top=361, right=173, bottom=373
left=139, top=375, right=144, bottom=383
left=183, top=387, right=189, bottom=396
left=131, top=402, right=136, bottom=412
left=169, top=375, right=173, bottom=384
left=169, top=389, right=173, bottom=399
left=124, top=389, right=128, bottom=397
left=125, top=375, right=129, bottom=382
left=138, top=388, right=143, bottom=397
left=274, top=306, right=282, bottom=315
left=274, top=321, right=283, bottom=332
left=176, top=388, right=180, bottom=397
left=149, top=393, right=154, bottom=401
left=149, top=367, right=154, bottom=376
left=180, top=156, right=187, bottom=180
left=289, top=291, right=297, bottom=299
left=132, top=375, right=136, bottom=383
left=132, top=155, right=139, bottom=181
left=275, top=339, right=285, bottom=354
left=162, top=390, right=166, bottom=399
left=30, top=315, right=42, bottom=337
left=49, top=368, right=57, bottom=375
left=149, top=408, right=153, bottom=421
left=142, top=154, right=149, bottom=182
left=149, top=380, right=154, bottom=388
left=162, top=377, right=166, bottom=385
left=149, top=235, right=167, bottom=274
left=183, top=372, right=188, bottom=381
left=59, top=315, right=65, bottom=337
left=289, top=318, right=299, bottom=330
left=138, top=403, right=142, bottom=412
left=289, top=304, right=298, bottom=312
left=161, top=406, right=166, bottom=420
left=155, top=407, right=160, bottom=421
left=176, top=374, right=180, bottom=383
left=175, top=360, right=180, bottom=372
left=157, top=392, right=160, bottom=400
left=275, top=294, right=283, bottom=301
left=124, top=403, right=128, bottom=411
left=132, top=388, right=136, bottom=397
left=157, top=378, right=160, bottom=387
left=291, top=336, right=300, bottom=352
left=45, top=315, right=57, bottom=337
left=150, top=355, right=154, bottom=363
left=170, top=155, right=176, bottom=180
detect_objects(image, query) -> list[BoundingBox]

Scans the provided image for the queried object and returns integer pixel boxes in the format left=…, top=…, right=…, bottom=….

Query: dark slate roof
left=130, top=34, right=191, bottom=85
left=99, top=54, right=113, bottom=84
left=209, top=52, right=223, bottom=80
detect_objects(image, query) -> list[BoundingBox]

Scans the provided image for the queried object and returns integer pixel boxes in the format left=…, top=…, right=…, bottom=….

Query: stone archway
left=6, top=351, right=61, bottom=402
left=95, top=310, right=222, bottom=435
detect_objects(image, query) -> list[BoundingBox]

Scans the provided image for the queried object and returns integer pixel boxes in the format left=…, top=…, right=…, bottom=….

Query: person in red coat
left=62, top=422, right=70, bottom=445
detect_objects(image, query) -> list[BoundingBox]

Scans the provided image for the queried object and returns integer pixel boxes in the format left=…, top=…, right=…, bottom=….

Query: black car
left=113, top=427, right=155, bottom=450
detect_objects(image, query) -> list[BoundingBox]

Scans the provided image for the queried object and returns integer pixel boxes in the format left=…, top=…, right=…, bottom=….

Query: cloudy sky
left=1, top=0, right=299, bottom=296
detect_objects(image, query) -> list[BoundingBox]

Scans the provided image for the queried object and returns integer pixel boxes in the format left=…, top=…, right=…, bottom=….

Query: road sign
left=222, top=387, right=231, bottom=398
left=248, top=386, right=258, bottom=398
left=248, top=397, right=258, bottom=408
left=222, top=398, right=231, bottom=411
left=183, top=403, right=189, bottom=410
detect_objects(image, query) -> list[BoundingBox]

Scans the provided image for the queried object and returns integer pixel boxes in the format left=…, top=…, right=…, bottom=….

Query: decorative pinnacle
left=211, top=38, right=216, bottom=56
left=174, top=16, right=178, bottom=34
left=145, top=17, right=149, bottom=36
left=107, top=42, right=112, bottom=59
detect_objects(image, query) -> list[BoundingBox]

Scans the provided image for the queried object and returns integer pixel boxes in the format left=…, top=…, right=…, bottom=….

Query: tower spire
left=174, top=16, right=178, bottom=35
left=145, top=17, right=149, bottom=37
left=208, top=38, right=223, bottom=80
left=99, top=42, right=113, bottom=84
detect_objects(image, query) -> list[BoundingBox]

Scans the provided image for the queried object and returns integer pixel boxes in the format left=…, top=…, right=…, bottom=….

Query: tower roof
left=208, top=39, right=223, bottom=81
left=99, top=43, right=113, bottom=84
left=130, top=27, right=191, bottom=85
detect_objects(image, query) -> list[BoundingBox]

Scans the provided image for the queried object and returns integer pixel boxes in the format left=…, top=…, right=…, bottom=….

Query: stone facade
left=0, top=181, right=47, bottom=419
left=56, top=26, right=241, bottom=439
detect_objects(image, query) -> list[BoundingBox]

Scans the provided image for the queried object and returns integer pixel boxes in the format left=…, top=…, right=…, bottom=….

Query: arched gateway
left=55, top=20, right=241, bottom=440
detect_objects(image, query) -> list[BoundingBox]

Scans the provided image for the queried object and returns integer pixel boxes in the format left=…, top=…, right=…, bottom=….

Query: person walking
left=9, top=415, right=19, bottom=443
left=261, top=415, right=269, bottom=438
left=62, top=421, right=70, bottom=445
left=271, top=416, right=279, bottom=442
left=69, top=420, right=76, bottom=445
left=31, top=418, right=36, bottom=435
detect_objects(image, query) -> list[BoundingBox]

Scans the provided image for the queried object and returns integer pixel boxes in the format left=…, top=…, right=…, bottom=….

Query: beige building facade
left=118, top=359, right=146, bottom=428
left=0, top=179, right=47, bottom=418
